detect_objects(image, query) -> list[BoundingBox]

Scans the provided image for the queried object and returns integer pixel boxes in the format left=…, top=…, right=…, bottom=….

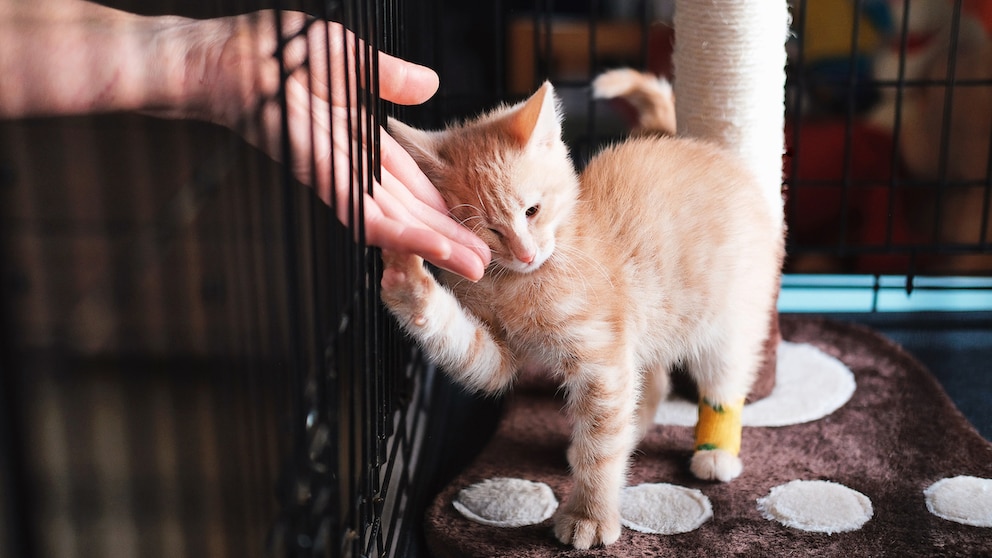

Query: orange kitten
left=381, top=82, right=784, bottom=549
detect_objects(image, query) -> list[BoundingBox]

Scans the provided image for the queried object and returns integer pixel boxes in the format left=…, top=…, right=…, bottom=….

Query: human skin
left=0, top=0, right=490, bottom=280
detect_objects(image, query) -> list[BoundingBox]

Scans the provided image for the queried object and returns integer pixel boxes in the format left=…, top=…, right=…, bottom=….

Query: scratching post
left=673, top=0, right=790, bottom=401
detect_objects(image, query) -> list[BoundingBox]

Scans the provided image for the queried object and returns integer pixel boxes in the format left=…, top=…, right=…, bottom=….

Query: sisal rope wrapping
left=672, top=0, right=790, bottom=219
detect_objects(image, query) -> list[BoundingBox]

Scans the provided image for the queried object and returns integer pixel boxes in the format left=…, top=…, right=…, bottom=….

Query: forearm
left=0, top=0, right=202, bottom=119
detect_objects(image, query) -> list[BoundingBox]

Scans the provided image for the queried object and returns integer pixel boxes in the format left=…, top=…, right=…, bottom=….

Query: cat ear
left=507, top=81, right=562, bottom=149
left=387, top=117, right=444, bottom=172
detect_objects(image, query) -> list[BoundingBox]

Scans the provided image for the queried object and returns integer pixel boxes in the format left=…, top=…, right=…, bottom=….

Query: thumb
left=378, top=53, right=439, bottom=106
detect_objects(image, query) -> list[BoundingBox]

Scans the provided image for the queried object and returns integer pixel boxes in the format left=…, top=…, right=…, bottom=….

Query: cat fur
left=381, top=81, right=784, bottom=549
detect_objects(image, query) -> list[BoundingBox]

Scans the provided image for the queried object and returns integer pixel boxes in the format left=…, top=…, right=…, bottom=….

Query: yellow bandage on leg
left=694, top=397, right=746, bottom=456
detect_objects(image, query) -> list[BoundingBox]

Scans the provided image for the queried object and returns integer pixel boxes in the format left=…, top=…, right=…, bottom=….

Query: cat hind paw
left=553, top=508, right=621, bottom=550
left=690, top=449, right=743, bottom=482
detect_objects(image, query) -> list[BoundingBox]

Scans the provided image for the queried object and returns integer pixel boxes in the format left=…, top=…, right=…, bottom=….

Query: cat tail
left=591, top=68, right=677, bottom=136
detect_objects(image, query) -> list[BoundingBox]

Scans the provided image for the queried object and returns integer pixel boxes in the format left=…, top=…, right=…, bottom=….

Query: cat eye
left=525, top=205, right=540, bottom=218
left=488, top=228, right=503, bottom=238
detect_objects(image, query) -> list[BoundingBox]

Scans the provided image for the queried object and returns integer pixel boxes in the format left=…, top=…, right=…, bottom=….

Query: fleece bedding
left=424, top=315, right=992, bottom=557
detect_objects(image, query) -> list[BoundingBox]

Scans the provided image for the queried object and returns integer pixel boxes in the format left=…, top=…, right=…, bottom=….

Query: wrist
left=149, top=12, right=277, bottom=132
left=143, top=14, right=225, bottom=123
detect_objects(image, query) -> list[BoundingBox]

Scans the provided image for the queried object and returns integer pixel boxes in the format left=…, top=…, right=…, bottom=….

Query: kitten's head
left=390, top=82, right=579, bottom=274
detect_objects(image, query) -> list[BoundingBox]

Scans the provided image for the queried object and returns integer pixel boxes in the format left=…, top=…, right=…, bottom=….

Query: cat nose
left=514, top=246, right=536, bottom=264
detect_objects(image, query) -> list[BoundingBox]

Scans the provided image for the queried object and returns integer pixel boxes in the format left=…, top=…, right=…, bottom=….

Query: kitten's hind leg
left=690, top=396, right=745, bottom=482
left=635, top=364, right=670, bottom=442
left=686, top=341, right=759, bottom=483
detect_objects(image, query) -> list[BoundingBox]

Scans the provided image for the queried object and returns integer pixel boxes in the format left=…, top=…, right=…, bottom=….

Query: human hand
left=0, top=3, right=488, bottom=279
left=166, top=11, right=491, bottom=280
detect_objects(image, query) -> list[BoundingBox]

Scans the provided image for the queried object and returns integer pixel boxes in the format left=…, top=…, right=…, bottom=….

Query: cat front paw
left=690, top=448, right=743, bottom=482
left=553, top=503, right=621, bottom=549
left=380, top=251, right=433, bottom=328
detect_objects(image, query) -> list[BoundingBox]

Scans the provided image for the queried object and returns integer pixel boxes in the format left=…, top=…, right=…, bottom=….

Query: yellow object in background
left=800, top=0, right=890, bottom=61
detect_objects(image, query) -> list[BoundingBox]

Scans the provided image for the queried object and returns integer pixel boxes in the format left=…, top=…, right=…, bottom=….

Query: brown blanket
left=425, top=315, right=992, bottom=557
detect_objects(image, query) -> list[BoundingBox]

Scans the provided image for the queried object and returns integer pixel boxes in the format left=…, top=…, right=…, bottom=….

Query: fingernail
left=444, top=262, right=483, bottom=283
left=469, top=260, right=485, bottom=282
left=472, top=242, right=491, bottom=263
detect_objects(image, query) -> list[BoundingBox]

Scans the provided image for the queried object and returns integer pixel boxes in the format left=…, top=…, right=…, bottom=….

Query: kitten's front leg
left=380, top=251, right=517, bottom=394
left=554, top=362, right=638, bottom=549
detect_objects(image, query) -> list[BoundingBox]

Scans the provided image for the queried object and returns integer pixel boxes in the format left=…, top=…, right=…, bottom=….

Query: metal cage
left=1, top=0, right=434, bottom=557
left=1, top=2, right=990, bottom=558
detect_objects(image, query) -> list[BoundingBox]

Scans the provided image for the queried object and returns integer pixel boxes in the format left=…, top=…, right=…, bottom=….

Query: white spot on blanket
left=654, top=341, right=855, bottom=427
left=620, top=483, right=713, bottom=534
left=453, top=478, right=558, bottom=527
left=757, top=480, right=873, bottom=533
left=924, top=476, right=992, bottom=527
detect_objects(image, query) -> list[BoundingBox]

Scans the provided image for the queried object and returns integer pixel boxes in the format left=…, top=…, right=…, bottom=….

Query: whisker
left=476, top=194, right=491, bottom=219
left=459, top=215, right=485, bottom=228
left=448, top=202, right=484, bottom=216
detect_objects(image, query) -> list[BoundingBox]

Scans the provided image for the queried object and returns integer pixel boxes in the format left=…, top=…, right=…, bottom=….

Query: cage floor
left=421, top=314, right=992, bottom=557
left=842, top=311, right=992, bottom=442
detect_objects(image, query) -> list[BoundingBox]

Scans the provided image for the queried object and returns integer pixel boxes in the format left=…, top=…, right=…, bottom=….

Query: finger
left=365, top=188, right=487, bottom=281
left=315, top=103, right=488, bottom=264
left=376, top=52, right=440, bottom=105
left=363, top=200, right=486, bottom=281
left=390, top=232, right=486, bottom=282
left=315, top=127, right=476, bottom=273
left=377, top=165, right=491, bottom=262
left=379, top=127, right=446, bottom=212
left=294, top=20, right=437, bottom=107
left=272, top=19, right=351, bottom=104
